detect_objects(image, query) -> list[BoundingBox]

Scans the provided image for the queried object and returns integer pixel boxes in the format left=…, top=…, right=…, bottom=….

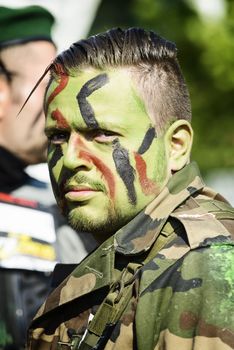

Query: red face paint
left=54, top=63, right=66, bottom=75
left=134, top=152, right=158, bottom=196
left=74, top=135, right=86, bottom=148
left=51, top=109, right=69, bottom=129
left=45, top=72, right=69, bottom=114
left=79, top=150, right=115, bottom=199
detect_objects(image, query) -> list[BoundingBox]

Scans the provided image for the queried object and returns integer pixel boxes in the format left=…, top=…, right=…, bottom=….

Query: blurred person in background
left=0, top=6, right=95, bottom=349
left=0, top=6, right=56, bottom=349
left=27, top=27, right=234, bottom=350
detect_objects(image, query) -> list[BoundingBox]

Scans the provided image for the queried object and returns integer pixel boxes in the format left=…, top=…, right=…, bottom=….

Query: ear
left=0, top=77, right=11, bottom=120
left=164, top=119, right=193, bottom=172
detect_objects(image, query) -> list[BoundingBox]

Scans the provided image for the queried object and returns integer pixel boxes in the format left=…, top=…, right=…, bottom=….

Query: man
left=0, top=6, right=58, bottom=349
left=27, top=28, right=234, bottom=350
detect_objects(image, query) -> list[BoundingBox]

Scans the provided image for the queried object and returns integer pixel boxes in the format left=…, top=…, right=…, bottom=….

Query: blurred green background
left=89, top=0, right=234, bottom=175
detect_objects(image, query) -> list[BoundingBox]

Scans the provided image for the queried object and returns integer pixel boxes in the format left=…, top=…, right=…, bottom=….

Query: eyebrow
left=95, top=121, right=126, bottom=133
left=76, top=73, right=109, bottom=129
left=45, top=120, right=125, bottom=135
left=0, top=59, right=14, bottom=82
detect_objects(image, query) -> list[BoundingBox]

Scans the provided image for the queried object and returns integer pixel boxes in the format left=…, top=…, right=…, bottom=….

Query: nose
left=63, top=132, right=92, bottom=171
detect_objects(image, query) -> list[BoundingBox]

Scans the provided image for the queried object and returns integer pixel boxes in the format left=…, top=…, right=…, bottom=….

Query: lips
left=63, top=184, right=99, bottom=201
left=65, top=185, right=96, bottom=192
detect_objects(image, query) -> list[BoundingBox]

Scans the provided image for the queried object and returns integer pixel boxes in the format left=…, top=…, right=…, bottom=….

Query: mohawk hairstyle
left=52, top=27, right=176, bottom=72
left=47, top=27, right=192, bottom=134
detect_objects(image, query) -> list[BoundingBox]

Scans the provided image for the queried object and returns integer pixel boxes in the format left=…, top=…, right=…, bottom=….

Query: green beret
left=0, top=5, right=55, bottom=48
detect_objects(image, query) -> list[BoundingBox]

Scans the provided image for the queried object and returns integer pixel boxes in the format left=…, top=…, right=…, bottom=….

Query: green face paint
left=45, top=68, right=169, bottom=241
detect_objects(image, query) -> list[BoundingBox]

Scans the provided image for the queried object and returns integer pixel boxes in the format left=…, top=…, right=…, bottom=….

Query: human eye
left=46, top=130, right=69, bottom=145
left=92, top=130, right=119, bottom=143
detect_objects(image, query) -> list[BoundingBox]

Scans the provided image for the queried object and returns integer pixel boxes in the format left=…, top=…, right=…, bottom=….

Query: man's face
left=45, top=68, right=169, bottom=240
left=0, top=41, right=55, bottom=164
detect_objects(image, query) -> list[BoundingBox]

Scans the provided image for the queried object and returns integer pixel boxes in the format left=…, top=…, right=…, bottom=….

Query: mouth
left=64, top=185, right=100, bottom=202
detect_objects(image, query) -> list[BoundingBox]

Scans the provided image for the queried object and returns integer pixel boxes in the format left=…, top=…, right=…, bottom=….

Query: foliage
left=89, top=0, right=234, bottom=172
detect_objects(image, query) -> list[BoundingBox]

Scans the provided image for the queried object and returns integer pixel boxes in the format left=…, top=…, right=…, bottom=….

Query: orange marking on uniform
left=0, top=192, right=38, bottom=208
left=134, top=152, right=157, bottom=195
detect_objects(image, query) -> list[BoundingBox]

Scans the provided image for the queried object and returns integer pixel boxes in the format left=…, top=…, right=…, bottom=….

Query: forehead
left=46, top=67, right=149, bottom=128
left=1, top=42, right=55, bottom=89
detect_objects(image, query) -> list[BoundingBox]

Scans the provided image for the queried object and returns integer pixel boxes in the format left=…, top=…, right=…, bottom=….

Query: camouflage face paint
left=137, top=127, right=156, bottom=155
left=45, top=68, right=169, bottom=239
left=133, top=127, right=159, bottom=196
left=48, top=144, right=64, bottom=209
left=51, top=109, right=69, bottom=129
left=76, top=73, right=109, bottom=129
left=70, top=134, right=115, bottom=199
left=45, top=72, right=69, bottom=115
left=134, top=152, right=158, bottom=196
left=79, top=150, right=115, bottom=200
left=112, top=139, right=136, bottom=205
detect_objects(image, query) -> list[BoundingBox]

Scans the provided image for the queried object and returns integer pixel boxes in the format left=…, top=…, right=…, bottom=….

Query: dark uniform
left=0, top=9, right=56, bottom=347
left=0, top=146, right=57, bottom=349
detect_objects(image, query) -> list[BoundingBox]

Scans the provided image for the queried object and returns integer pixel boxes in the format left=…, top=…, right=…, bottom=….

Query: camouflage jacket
left=27, top=162, right=234, bottom=350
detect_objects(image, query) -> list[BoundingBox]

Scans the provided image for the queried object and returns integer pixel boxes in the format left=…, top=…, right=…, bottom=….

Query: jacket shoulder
left=170, top=196, right=234, bottom=249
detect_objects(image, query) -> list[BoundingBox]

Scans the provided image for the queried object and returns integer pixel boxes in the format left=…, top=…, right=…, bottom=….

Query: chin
left=67, top=206, right=128, bottom=237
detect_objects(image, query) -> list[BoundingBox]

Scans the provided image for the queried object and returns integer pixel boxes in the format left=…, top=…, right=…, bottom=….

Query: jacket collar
left=114, top=161, right=204, bottom=255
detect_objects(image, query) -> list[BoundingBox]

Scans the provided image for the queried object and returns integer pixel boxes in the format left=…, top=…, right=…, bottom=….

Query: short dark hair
left=48, top=27, right=192, bottom=134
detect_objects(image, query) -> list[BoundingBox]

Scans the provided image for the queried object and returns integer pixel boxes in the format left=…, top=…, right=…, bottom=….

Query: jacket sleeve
left=135, top=243, right=234, bottom=350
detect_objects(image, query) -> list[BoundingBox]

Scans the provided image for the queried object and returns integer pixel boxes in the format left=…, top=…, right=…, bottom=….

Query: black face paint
left=48, top=145, right=63, bottom=198
left=76, top=73, right=109, bottom=129
left=137, top=127, right=156, bottom=155
left=112, top=139, right=136, bottom=205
